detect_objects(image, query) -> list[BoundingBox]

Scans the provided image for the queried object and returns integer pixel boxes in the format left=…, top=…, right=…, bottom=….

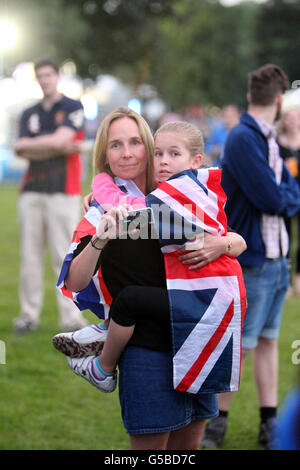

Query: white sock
left=91, top=357, right=113, bottom=380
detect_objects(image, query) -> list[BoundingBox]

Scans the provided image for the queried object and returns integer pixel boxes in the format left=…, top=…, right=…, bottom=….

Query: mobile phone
left=123, top=207, right=154, bottom=228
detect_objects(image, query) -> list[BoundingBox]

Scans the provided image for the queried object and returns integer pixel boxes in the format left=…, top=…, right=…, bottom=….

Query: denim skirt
left=118, top=346, right=218, bottom=434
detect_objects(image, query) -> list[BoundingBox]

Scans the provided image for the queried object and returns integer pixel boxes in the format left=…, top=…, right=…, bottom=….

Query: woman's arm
left=65, top=236, right=103, bottom=292
left=65, top=206, right=129, bottom=292
left=178, top=231, right=247, bottom=270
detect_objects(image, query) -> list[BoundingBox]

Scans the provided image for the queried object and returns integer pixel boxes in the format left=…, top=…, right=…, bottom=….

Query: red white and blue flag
left=56, top=202, right=113, bottom=320
left=57, top=168, right=246, bottom=394
left=57, top=177, right=146, bottom=318
left=147, top=169, right=247, bottom=394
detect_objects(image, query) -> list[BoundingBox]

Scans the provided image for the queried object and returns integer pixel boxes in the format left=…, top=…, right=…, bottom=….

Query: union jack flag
left=57, top=169, right=246, bottom=394
left=56, top=201, right=113, bottom=320
left=57, top=177, right=145, bottom=318
left=147, top=169, right=247, bottom=394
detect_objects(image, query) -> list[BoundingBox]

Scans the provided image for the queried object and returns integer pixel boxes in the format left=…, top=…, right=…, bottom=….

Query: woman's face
left=106, top=117, right=148, bottom=189
left=283, top=109, right=300, bottom=131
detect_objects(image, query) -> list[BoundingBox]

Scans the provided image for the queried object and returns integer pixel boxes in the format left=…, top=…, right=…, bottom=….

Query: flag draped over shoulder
left=56, top=201, right=113, bottom=320
left=146, top=168, right=247, bottom=394
left=57, top=177, right=145, bottom=319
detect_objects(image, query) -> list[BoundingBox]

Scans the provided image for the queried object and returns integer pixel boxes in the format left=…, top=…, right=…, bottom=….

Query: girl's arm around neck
left=92, top=173, right=146, bottom=210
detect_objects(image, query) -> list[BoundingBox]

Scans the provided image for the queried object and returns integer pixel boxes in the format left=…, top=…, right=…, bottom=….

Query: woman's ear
left=191, top=154, right=203, bottom=169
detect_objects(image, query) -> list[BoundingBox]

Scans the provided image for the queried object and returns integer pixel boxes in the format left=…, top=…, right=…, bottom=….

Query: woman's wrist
left=90, top=235, right=106, bottom=251
left=224, top=236, right=233, bottom=254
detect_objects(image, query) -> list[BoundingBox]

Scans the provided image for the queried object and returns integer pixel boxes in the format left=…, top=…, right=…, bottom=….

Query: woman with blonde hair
left=278, top=107, right=300, bottom=296
left=55, top=107, right=246, bottom=450
left=93, top=106, right=156, bottom=195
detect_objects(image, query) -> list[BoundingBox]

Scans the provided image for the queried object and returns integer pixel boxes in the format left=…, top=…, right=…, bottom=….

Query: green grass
left=0, top=184, right=299, bottom=450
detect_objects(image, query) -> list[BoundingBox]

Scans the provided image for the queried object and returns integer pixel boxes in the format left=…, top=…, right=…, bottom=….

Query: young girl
left=56, top=121, right=246, bottom=394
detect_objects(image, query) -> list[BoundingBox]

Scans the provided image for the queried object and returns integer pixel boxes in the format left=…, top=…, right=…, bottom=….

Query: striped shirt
left=253, top=116, right=289, bottom=259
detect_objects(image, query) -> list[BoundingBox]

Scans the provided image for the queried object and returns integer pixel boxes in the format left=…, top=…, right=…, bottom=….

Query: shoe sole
left=52, top=335, right=104, bottom=358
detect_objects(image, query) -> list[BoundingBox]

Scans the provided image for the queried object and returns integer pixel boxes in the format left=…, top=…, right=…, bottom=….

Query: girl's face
left=154, top=132, right=202, bottom=182
left=106, top=117, right=147, bottom=191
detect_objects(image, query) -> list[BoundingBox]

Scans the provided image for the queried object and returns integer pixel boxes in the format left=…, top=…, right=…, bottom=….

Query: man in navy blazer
left=202, top=64, right=300, bottom=449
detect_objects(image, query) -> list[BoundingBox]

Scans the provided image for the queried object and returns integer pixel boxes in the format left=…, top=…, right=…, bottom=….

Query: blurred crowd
left=157, top=103, right=240, bottom=167
left=157, top=102, right=300, bottom=298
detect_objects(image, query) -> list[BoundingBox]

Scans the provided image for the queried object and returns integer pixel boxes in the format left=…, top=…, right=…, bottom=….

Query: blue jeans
left=241, top=257, right=289, bottom=350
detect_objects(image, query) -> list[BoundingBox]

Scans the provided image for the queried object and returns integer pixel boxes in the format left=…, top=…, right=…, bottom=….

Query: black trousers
left=109, top=286, right=172, bottom=351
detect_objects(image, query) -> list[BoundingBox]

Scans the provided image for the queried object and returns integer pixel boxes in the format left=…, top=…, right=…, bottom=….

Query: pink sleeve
left=92, top=173, right=146, bottom=211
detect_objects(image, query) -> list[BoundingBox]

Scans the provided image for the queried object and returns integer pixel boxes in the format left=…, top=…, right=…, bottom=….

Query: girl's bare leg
left=98, top=319, right=135, bottom=373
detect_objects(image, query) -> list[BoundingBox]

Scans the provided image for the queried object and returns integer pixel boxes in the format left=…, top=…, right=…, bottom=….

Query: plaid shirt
left=253, top=116, right=289, bottom=259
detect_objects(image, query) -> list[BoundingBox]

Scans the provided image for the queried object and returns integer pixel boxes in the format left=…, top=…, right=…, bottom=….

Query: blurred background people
left=13, top=59, right=87, bottom=333
left=275, top=369, right=300, bottom=450
left=202, top=64, right=300, bottom=450
left=277, top=107, right=300, bottom=297
left=204, top=105, right=240, bottom=167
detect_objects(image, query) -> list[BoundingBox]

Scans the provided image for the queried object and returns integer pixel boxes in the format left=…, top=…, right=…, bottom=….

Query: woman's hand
left=65, top=205, right=130, bottom=292
left=178, top=232, right=225, bottom=269
left=178, top=232, right=246, bottom=270
left=83, top=192, right=94, bottom=215
left=93, top=206, right=130, bottom=249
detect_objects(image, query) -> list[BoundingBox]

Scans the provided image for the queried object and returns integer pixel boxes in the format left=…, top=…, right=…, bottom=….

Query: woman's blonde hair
left=93, top=106, right=156, bottom=194
left=154, top=121, right=204, bottom=157
left=277, top=106, right=300, bottom=136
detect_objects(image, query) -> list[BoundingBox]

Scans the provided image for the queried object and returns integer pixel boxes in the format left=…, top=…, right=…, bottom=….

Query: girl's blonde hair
left=154, top=121, right=204, bottom=157
left=93, top=106, right=156, bottom=194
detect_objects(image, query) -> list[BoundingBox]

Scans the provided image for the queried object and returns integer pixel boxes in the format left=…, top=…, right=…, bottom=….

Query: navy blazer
left=221, top=111, right=300, bottom=266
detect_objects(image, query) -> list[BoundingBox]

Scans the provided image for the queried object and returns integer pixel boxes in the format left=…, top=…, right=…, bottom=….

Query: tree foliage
left=148, top=0, right=258, bottom=109
left=3, top=0, right=174, bottom=81
left=3, top=0, right=90, bottom=68
left=254, top=0, right=300, bottom=84
left=2, top=0, right=299, bottom=109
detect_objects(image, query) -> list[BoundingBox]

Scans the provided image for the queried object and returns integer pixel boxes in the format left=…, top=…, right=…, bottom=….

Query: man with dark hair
left=34, top=59, right=60, bottom=74
left=13, top=59, right=87, bottom=333
left=248, top=63, right=289, bottom=107
left=202, top=64, right=300, bottom=449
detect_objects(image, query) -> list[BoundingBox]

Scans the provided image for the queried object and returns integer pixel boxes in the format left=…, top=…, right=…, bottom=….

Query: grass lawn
left=0, top=184, right=299, bottom=450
